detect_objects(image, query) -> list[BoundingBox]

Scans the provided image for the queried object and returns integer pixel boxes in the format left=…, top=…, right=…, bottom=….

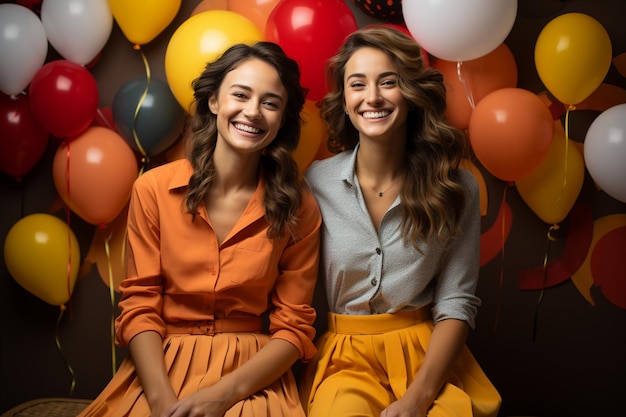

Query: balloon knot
left=133, top=44, right=141, bottom=51
left=98, top=223, right=108, bottom=230
left=60, top=304, right=68, bottom=311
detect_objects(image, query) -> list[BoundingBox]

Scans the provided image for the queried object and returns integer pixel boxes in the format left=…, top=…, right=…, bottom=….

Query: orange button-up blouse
left=115, top=159, right=322, bottom=360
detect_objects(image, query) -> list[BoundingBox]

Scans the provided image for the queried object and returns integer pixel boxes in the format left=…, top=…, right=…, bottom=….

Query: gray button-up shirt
left=305, top=145, right=482, bottom=328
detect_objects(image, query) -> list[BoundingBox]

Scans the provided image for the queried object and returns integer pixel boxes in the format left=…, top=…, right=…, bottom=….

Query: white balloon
left=584, top=103, right=626, bottom=203
left=41, top=0, right=113, bottom=66
left=0, top=4, right=48, bottom=96
left=402, top=0, right=518, bottom=62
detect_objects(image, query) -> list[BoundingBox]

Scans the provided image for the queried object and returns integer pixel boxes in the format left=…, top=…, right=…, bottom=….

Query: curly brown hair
left=320, top=26, right=471, bottom=246
left=183, top=42, right=307, bottom=239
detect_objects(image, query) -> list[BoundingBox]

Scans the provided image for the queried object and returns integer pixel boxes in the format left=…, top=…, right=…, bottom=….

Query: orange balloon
left=468, top=88, right=554, bottom=181
left=52, top=126, right=139, bottom=226
left=434, top=43, right=518, bottom=129
left=227, top=0, right=279, bottom=33
left=82, top=205, right=128, bottom=292
left=191, top=0, right=228, bottom=16
left=294, top=100, right=324, bottom=172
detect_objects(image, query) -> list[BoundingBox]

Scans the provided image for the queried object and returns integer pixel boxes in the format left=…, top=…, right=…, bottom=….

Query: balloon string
left=96, top=108, right=115, bottom=130
left=532, top=224, right=559, bottom=342
left=63, top=141, right=74, bottom=317
left=557, top=105, right=575, bottom=202
left=104, top=233, right=117, bottom=377
left=456, top=60, right=475, bottom=109
left=493, top=182, right=511, bottom=332
left=56, top=305, right=76, bottom=396
left=134, top=48, right=151, bottom=175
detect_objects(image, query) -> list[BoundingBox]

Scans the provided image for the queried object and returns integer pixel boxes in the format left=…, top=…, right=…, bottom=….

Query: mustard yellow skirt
left=300, top=310, right=501, bottom=417
left=78, top=332, right=305, bottom=417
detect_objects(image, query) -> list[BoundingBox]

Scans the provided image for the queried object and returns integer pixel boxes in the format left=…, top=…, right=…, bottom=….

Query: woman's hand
left=163, top=386, right=232, bottom=417
left=380, top=395, right=428, bottom=417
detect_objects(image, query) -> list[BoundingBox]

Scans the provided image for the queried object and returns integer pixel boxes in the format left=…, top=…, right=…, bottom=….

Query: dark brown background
left=1, top=1, right=625, bottom=416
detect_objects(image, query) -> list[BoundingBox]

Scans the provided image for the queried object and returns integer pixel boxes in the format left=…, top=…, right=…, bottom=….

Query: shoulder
left=305, top=151, right=352, bottom=190
left=298, top=186, right=322, bottom=224
left=456, top=167, right=479, bottom=195
left=134, top=159, right=191, bottom=192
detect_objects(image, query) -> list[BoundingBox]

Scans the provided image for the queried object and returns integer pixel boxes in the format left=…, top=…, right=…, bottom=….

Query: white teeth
left=234, top=123, right=261, bottom=133
left=363, top=111, right=390, bottom=119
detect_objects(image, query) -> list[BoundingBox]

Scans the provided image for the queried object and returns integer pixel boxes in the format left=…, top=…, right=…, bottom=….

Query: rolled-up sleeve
left=115, top=173, right=167, bottom=346
left=431, top=170, right=482, bottom=328
left=269, top=190, right=322, bottom=360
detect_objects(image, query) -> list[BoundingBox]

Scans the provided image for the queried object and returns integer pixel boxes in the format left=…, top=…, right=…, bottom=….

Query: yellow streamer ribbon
left=557, top=105, right=575, bottom=202
left=532, top=224, right=559, bottom=341
left=104, top=232, right=117, bottom=377
left=55, top=305, right=76, bottom=397
left=134, top=48, right=151, bottom=175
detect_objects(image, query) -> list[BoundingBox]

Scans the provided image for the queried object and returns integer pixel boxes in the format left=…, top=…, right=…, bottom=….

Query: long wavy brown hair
left=183, top=42, right=306, bottom=239
left=320, top=26, right=471, bottom=247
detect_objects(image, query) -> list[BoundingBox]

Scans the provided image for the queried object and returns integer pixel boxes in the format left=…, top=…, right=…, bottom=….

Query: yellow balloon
left=516, top=133, right=585, bottom=225
left=4, top=214, right=80, bottom=306
left=535, top=12, right=612, bottom=105
left=165, top=10, right=263, bottom=112
left=294, top=100, right=323, bottom=172
left=108, top=0, right=181, bottom=46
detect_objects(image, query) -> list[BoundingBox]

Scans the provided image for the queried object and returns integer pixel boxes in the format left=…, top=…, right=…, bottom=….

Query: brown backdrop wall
left=1, top=1, right=625, bottom=416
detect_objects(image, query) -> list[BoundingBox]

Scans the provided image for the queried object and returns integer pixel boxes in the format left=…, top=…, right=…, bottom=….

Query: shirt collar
left=341, top=142, right=360, bottom=189
left=168, top=158, right=194, bottom=191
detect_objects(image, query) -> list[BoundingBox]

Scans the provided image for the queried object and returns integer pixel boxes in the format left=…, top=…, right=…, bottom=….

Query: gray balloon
left=112, top=77, right=185, bottom=156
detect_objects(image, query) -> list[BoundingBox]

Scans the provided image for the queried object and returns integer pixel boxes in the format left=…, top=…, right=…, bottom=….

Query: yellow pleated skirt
left=300, top=310, right=501, bottom=417
left=78, top=332, right=305, bottom=417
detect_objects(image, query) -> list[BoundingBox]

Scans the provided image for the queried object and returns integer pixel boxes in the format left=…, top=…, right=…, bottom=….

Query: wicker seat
left=0, top=398, right=91, bottom=417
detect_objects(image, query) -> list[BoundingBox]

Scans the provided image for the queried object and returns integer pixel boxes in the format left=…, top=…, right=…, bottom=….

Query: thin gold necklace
left=370, top=177, right=401, bottom=197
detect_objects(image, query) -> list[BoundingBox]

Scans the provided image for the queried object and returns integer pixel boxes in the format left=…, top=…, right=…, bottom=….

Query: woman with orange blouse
left=79, top=42, right=321, bottom=417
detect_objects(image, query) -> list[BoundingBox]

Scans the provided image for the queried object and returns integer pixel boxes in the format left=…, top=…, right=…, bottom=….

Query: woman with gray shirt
left=299, top=26, right=501, bottom=417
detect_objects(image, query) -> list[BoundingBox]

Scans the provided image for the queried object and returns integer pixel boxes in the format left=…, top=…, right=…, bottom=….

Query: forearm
left=128, top=330, right=176, bottom=404
left=216, top=338, right=300, bottom=407
left=405, top=319, right=470, bottom=413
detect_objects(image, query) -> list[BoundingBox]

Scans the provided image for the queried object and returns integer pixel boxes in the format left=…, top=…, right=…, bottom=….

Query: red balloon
left=591, top=226, right=626, bottom=309
left=265, top=0, right=358, bottom=101
left=28, top=60, right=99, bottom=139
left=468, top=88, right=554, bottom=181
left=0, top=94, right=49, bottom=179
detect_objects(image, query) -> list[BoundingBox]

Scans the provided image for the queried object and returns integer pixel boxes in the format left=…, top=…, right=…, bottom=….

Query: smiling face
left=343, top=46, right=409, bottom=143
left=208, top=58, right=287, bottom=156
